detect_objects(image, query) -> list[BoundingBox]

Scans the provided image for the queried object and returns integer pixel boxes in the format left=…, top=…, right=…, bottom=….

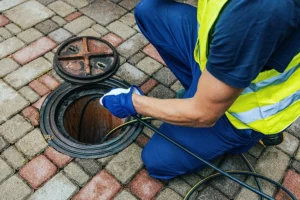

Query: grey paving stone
left=44, top=52, right=55, bottom=62
left=119, top=0, right=140, bottom=10
left=120, top=13, right=136, bottom=27
left=0, top=174, right=32, bottom=200
left=5, top=24, right=22, bottom=35
left=128, top=52, right=146, bottom=65
left=15, top=129, right=48, bottom=159
left=0, top=28, right=12, bottom=39
left=37, top=0, right=57, bottom=5
left=235, top=147, right=291, bottom=200
left=0, top=37, right=25, bottom=59
left=97, top=155, right=115, bottom=166
left=235, top=177, right=276, bottom=200
left=116, top=63, right=148, bottom=85
left=106, top=143, right=143, bottom=184
left=64, top=16, right=94, bottom=34
left=171, top=80, right=184, bottom=93
left=168, top=178, right=192, bottom=197
left=92, top=24, right=108, bottom=36
left=0, top=36, right=3, bottom=42
left=64, top=162, right=90, bottom=186
left=0, top=81, right=29, bottom=124
left=143, top=126, right=154, bottom=138
left=181, top=173, right=202, bottom=186
left=114, top=190, right=138, bottom=200
left=66, top=0, right=89, bottom=9
left=80, top=0, right=126, bottom=26
left=0, top=157, right=14, bottom=183
left=133, top=24, right=141, bottom=32
left=119, top=56, right=126, bottom=65
left=17, top=28, right=43, bottom=44
left=137, top=57, right=162, bottom=75
left=111, top=0, right=123, bottom=3
left=4, top=1, right=54, bottom=29
left=0, top=114, right=33, bottom=144
left=156, top=188, right=183, bottom=200
left=0, top=58, right=19, bottom=78
left=148, top=84, right=176, bottom=99
left=276, top=132, right=299, bottom=156
left=107, top=21, right=136, bottom=39
left=28, top=172, right=78, bottom=200
left=211, top=155, right=251, bottom=199
left=197, top=186, right=228, bottom=200
left=296, top=147, right=300, bottom=161
left=50, top=69, right=65, bottom=83
left=0, top=136, right=9, bottom=152
left=248, top=143, right=265, bottom=158
left=48, top=1, right=76, bottom=17
left=292, top=160, right=300, bottom=173
left=286, top=117, right=300, bottom=139
left=4, top=57, right=52, bottom=89
left=75, top=158, right=101, bottom=176
left=154, top=67, right=177, bottom=86
left=19, top=86, right=40, bottom=103
left=255, top=147, right=290, bottom=181
left=51, top=16, right=67, bottom=26
left=1, top=145, right=27, bottom=169
left=117, top=33, right=149, bottom=58
left=48, top=28, right=72, bottom=43
left=197, top=155, right=224, bottom=178
left=35, top=19, right=59, bottom=35
left=0, top=0, right=26, bottom=12
left=77, top=28, right=101, bottom=37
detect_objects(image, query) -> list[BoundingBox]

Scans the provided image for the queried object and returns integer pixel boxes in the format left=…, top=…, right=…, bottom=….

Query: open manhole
left=40, top=37, right=143, bottom=158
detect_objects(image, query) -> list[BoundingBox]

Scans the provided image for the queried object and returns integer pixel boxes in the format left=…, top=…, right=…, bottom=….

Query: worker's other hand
left=100, top=85, right=143, bottom=118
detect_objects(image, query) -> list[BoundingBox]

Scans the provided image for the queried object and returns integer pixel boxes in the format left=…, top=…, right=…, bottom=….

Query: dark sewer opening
left=40, top=80, right=143, bottom=158
left=63, top=96, right=124, bottom=144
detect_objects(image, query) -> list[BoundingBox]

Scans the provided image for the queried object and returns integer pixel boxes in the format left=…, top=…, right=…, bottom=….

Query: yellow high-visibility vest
left=194, top=0, right=300, bottom=135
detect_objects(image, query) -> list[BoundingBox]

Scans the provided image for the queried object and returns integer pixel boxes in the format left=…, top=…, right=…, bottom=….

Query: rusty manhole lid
left=54, top=36, right=119, bottom=84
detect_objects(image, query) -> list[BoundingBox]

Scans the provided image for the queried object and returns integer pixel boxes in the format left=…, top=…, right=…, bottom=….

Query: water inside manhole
left=63, top=95, right=124, bottom=144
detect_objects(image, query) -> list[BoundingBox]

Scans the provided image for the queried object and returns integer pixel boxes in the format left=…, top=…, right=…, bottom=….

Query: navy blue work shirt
left=206, top=0, right=300, bottom=88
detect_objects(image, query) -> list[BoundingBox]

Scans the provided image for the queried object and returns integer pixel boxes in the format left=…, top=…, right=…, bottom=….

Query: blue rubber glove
left=100, top=85, right=143, bottom=118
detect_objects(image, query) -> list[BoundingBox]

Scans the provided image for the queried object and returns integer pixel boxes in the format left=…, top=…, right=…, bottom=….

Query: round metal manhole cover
left=40, top=78, right=143, bottom=158
left=53, top=36, right=119, bottom=84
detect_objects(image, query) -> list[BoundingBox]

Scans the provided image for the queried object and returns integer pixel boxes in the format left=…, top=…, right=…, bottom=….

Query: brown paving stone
left=29, top=80, right=51, bottom=96
left=32, top=93, right=49, bottom=110
left=65, top=12, right=83, bottom=22
left=135, top=134, right=149, bottom=147
left=143, top=44, right=166, bottom=65
left=72, top=170, right=122, bottom=200
left=22, top=106, right=40, bottom=126
left=12, top=37, right=57, bottom=65
left=128, top=169, right=164, bottom=200
left=0, top=15, right=9, bottom=27
left=275, top=170, right=300, bottom=200
left=140, top=78, right=158, bottom=94
left=44, top=147, right=72, bottom=168
left=19, top=155, right=57, bottom=189
left=39, top=74, right=60, bottom=90
left=102, top=33, right=124, bottom=47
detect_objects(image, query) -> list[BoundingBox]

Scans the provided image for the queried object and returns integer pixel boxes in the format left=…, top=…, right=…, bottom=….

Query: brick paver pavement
left=0, top=0, right=299, bottom=199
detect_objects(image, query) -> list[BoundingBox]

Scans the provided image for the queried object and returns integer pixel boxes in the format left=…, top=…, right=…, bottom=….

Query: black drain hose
left=78, top=97, right=296, bottom=199
left=133, top=116, right=297, bottom=200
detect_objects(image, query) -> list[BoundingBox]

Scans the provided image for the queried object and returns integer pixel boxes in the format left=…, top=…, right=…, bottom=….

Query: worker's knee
left=134, top=0, right=157, bottom=24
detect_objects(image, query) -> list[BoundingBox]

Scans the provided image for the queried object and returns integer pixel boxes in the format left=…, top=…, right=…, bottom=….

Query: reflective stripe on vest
left=194, top=0, right=300, bottom=135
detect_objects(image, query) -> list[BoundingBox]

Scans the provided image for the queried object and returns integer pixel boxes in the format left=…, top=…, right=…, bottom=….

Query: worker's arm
left=132, top=69, right=244, bottom=127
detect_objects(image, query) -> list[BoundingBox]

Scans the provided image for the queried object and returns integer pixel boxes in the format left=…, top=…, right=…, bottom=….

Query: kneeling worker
left=100, top=0, right=300, bottom=180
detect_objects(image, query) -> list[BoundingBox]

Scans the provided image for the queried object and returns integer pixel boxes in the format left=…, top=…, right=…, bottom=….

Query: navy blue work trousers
left=134, top=0, right=264, bottom=180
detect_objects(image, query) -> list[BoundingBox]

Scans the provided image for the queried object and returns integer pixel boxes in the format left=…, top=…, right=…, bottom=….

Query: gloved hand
left=100, top=85, right=143, bottom=118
